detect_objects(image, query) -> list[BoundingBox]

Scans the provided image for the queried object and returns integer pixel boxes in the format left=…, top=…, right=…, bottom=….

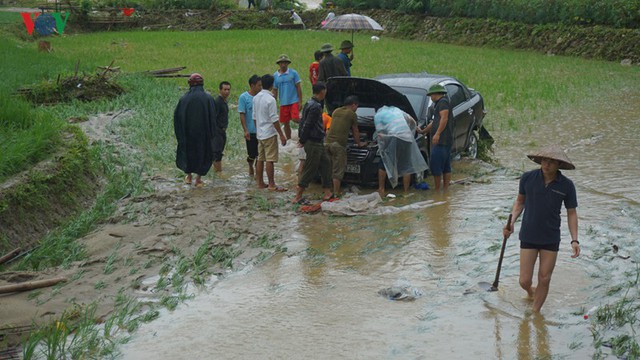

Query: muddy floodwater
left=120, top=93, right=639, bottom=359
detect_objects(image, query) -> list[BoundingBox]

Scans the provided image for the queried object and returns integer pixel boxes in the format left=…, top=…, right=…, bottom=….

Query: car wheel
left=466, top=132, right=478, bottom=159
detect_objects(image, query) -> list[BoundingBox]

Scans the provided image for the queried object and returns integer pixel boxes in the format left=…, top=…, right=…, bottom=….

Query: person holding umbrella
left=503, top=146, right=580, bottom=312
left=337, top=40, right=354, bottom=76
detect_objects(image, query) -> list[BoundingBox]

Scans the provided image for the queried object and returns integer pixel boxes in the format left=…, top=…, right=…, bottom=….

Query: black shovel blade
left=478, top=281, right=498, bottom=292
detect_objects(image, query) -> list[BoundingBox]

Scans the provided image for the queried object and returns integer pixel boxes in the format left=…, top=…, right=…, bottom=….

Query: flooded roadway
left=120, top=92, right=639, bottom=359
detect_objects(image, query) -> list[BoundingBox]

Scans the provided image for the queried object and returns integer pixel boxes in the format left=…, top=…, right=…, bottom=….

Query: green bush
left=329, top=0, right=640, bottom=28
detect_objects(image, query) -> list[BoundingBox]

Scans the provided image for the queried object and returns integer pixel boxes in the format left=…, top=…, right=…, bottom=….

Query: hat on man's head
left=340, top=40, right=354, bottom=49
left=275, top=54, right=291, bottom=64
left=426, top=84, right=447, bottom=95
left=188, top=73, right=204, bottom=86
left=320, top=43, right=334, bottom=53
left=527, top=146, right=575, bottom=170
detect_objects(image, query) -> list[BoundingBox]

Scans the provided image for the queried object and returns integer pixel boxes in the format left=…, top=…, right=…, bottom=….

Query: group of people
left=172, top=50, right=580, bottom=313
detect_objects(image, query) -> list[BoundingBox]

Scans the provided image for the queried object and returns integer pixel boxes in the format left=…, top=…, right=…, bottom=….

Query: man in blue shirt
left=238, top=74, right=262, bottom=178
left=503, top=146, right=580, bottom=312
left=273, top=54, right=303, bottom=141
left=337, top=40, right=354, bottom=76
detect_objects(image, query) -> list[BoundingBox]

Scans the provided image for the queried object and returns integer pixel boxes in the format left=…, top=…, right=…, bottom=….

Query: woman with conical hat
left=503, top=146, right=580, bottom=312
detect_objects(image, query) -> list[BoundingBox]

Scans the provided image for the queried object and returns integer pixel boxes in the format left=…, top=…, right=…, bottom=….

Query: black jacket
left=299, top=97, right=325, bottom=144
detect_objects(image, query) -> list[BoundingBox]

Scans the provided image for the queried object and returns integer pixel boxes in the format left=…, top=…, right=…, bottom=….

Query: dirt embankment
left=64, top=8, right=640, bottom=64
left=0, top=111, right=297, bottom=348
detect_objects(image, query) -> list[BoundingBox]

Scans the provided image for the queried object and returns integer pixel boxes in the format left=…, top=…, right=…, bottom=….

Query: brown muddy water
left=120, top=93, right=639, bottom=359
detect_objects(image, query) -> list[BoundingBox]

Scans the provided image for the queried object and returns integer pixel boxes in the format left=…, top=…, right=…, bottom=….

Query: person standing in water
left=503, top=146, right=580, bottom=312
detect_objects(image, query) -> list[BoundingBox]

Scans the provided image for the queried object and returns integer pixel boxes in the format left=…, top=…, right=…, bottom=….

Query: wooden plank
left=0, top=277, right=67, bottom=295
left=0, top=248, right=21, bottom=265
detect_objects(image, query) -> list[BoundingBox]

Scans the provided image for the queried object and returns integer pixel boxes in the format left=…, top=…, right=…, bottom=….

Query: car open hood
left=325, top=77, right=418, bottom=120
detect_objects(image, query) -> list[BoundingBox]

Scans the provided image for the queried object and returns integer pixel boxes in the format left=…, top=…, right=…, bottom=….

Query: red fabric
left=121, top=8, right=135, bottom=16
left=279, top=102, right=300, bottom=123
left=188, top=73, right=204, bottom=86
left=309, top=62, right=319, bottom=85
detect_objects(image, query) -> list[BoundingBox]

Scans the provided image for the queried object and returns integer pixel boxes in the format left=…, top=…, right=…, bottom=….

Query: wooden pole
left=0, top=277, right=67, bottom=295
left=0, top=248, right=21, bottom=265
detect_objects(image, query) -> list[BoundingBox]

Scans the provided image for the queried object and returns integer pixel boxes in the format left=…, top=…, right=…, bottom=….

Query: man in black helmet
left=317, top=43, right=347, bottom=83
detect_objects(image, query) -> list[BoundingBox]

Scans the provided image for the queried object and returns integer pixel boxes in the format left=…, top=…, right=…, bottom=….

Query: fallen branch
left=152, top=74, right=191, bottom=78
left=0, top=277, right=67, bottom=295
left=0, top=248, right=21, bottom=266
left=145, top=66, right=186, bottom=75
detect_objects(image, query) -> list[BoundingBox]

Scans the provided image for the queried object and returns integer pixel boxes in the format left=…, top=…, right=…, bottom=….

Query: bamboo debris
left=0, top=277, right=67, bottom=295
left=0, top=248, right=21, bottom=265
left=146, top=66, right=187, bottom=75
left=153, top=74, right=191, bottom=78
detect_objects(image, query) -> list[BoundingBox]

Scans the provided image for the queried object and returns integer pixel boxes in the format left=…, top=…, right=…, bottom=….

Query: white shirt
left=253, top=89, right=279, bottom=140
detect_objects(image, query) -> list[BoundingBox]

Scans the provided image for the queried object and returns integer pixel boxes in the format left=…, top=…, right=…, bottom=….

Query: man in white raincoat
left=374, top=106, right=428, bottom=195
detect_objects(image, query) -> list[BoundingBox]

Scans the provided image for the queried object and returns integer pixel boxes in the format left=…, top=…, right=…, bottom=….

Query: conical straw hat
left=527, top=146, right=575, bottom=170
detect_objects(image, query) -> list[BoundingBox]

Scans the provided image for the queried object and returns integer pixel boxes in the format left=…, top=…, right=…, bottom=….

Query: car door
left=444, top=83, right=473, bottom=153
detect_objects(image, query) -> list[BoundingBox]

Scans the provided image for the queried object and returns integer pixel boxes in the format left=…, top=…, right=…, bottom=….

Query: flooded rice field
left=120, top=92, right=640, bottom=359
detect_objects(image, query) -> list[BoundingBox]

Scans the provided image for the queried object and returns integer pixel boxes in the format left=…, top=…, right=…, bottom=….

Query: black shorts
left=246, top=133, right=258, bottom=160
left=520, top=241, right=560, bottom=252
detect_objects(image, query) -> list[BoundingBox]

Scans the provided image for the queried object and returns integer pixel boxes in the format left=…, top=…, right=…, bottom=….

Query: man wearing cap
left=424, top=84, right=453, bottom=191
left=337, top=40, right=354, bottom=76
left=273, top=54, right=303, bottom=141
left=317, top=43, right=347, bottom=83
left=173, top=73, right=217, bottom=187
left=503, top=146, right=580, bottom=312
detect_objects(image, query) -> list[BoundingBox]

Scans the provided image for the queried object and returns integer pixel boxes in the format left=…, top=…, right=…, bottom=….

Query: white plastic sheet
left=321, top=192, right=445, bottom=216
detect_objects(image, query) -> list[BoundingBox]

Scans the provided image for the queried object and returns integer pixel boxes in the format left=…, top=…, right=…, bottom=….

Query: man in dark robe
left=317, top=43, right=347, bottom=83
left=174, top=73, right=217, bottom=187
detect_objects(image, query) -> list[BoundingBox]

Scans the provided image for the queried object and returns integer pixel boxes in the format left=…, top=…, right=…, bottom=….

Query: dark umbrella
left=321, top=13, right=384, bottom=44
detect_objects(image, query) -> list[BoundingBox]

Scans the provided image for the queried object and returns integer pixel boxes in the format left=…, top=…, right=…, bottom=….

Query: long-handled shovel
left=477, top=214, right=513, bottom=292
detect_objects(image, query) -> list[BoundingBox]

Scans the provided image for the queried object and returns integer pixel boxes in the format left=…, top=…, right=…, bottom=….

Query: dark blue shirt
left=519, top=169, right=577, bottom=244
left=429, top=96, right=453, bottom=147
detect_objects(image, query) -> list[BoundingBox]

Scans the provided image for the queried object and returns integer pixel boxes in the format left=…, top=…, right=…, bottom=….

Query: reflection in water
left=517, top=313, right=551, bottom=360
left=424, top=192, right=451, bottom=253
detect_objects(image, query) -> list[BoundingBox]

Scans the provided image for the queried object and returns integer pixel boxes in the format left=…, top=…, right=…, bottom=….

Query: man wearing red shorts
left=273, top=54, right=302, bottom=141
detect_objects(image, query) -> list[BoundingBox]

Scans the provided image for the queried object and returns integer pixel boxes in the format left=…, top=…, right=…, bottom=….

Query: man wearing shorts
left=238, top=74, right=262, bottom=178
left=273, top=54, right=302, bottom=141
left=503, top=146, right=580, bottom=312
left=212, top=81, right=231, bottom=172
left=424, top=84, right=453, bottom=191
left=253, top=74, right=287, bottom=191
left=325, top=95, right=364, bottom=195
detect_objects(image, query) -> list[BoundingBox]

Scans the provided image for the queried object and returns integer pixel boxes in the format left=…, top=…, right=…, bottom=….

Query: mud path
left=0, top=111, right=297, bottom=331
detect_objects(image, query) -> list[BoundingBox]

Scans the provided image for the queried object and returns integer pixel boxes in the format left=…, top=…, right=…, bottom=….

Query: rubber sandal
left=184, top=175, right=192, bottom=184
left=322, top=194, right=339, bottom=201
left=194, top=180, right=204, bottom=188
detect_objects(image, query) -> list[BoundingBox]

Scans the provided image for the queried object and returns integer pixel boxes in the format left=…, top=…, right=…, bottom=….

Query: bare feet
left=257, top=183, right=268, bottom=189
left=527, top=286, right=536, bottom=299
